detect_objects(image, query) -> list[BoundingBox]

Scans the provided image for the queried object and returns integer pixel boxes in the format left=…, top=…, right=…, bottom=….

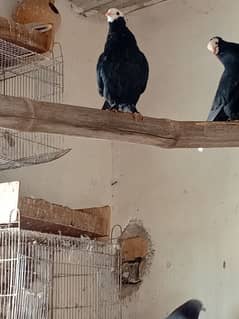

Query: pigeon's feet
left=102, top=100, right=118, bottom=112
left=118, top=104, right=132, bottom=113
left=102, top=106, right=118, bottom=112
left=118, top=104, right=143, bottom=120
left=132, top=112, right=143, bottom=121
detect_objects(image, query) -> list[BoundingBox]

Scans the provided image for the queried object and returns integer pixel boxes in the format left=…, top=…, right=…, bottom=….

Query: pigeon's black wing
left=96, top=31, right=124, bottom=100
left=96, top=53, right=105, bottom=97
left=165, top=300, right=204, bottom=319
left=224, top=77, right=239, bottom=119
left=166, top=311, right=187, bottom=319
left=137, top=51, right=149, bottom=94
left=98, top=50, right=149, bottom=106
left=207, top=71, right=239, bottom=121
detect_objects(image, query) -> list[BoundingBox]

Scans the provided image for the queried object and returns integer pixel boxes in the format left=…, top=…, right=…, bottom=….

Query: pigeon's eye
left=116, top=11, right=120, bottom=15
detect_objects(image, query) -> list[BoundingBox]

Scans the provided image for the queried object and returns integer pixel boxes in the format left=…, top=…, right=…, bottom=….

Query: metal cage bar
left=0, top=228, right=122, bottom=319
left=0, top=39, right=70, bottom=171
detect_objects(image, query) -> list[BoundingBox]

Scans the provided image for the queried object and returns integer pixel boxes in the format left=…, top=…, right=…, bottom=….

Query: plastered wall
left=1, top=1, right=239, bottom=319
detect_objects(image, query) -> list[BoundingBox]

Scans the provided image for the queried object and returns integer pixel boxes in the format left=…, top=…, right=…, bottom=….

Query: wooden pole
left=1, top=94, right=239, bottom=149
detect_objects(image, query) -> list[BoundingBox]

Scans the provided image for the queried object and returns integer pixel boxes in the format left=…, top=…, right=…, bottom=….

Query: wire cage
left=0, top=38, right=71, bottom=171
left=0, top=225, right=122, bottom=319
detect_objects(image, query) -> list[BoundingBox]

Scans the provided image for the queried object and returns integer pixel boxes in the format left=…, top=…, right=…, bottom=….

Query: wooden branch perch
left=19, top=197, right=111, bottom=238
left=0, top=94, right=239, bottom=149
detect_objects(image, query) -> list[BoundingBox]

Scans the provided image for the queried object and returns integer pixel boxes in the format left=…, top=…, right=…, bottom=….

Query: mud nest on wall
left=119, top=219, right=155, bottom=298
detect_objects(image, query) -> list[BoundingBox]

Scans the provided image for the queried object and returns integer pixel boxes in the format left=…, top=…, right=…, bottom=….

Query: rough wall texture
left=1, top=1, right=239, bottom=319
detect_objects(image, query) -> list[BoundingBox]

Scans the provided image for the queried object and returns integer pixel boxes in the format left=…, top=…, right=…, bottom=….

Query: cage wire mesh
left=0, top=226, right=122, bottom=319
left=0, top=38, right=70, bottom=170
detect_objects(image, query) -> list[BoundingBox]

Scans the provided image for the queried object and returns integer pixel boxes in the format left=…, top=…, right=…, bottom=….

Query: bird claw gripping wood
left=133, top=112, right=144, bottom=121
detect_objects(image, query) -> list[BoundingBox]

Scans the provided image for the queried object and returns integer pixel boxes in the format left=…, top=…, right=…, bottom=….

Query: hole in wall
left=119, top=219, right=154, bottom=298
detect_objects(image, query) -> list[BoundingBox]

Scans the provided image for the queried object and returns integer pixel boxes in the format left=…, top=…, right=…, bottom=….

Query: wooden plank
left=120, top=237, right=148, bottom=262
left=0, top=17, right=53, bottom=53
left=1, top=94, right=239, bottom=149
left=18, top=197, right=111, bottom=238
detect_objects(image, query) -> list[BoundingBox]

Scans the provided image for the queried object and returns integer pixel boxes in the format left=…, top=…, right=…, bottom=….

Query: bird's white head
left=105, top=8, right=124, bottom=23
left=207, top=37, right=221, bottom=55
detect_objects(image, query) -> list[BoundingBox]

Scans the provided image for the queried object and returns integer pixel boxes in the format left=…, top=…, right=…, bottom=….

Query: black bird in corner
left=166, top=299, right=206, bottom=319
left=207, top=37, right=239, bottom=121
left=96, top=8, right=149, bottom=120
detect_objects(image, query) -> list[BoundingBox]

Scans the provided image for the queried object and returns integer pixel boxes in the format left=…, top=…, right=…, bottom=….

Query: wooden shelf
left=19, top=197, right=111, bottom=238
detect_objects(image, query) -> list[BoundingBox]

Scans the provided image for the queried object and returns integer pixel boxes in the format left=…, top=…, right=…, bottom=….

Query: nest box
left=12, top=0, right=61, bottom=50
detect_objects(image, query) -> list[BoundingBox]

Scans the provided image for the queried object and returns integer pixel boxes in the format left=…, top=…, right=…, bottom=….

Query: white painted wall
left=0, top=0, right=112, bottom=208
left=1, top=1, right=239, bottom=319
left=111, top=1, right=239, bottom=319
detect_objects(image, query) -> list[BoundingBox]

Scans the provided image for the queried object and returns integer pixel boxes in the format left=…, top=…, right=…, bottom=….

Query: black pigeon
left=207, top=36, right=239, bottom=121
left=97, top=8, right=149, bottom=120
left=166, top=299, right=205, bottom=319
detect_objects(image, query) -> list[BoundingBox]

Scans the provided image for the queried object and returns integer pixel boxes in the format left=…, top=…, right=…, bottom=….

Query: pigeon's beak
left=201, top=306, right=206, bottom=312
left=207, top=41, right=219, bottom=55
left=105, top=10, right=111, bottom=17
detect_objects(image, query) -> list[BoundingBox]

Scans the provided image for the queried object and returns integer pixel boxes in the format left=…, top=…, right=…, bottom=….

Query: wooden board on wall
left=120, top=237, right=148, bottom=262
left=19, top=197, right=111, bottom=239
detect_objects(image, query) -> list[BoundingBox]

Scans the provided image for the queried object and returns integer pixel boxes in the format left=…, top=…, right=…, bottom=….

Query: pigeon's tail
left=207, top=107, right=228, bottom=121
